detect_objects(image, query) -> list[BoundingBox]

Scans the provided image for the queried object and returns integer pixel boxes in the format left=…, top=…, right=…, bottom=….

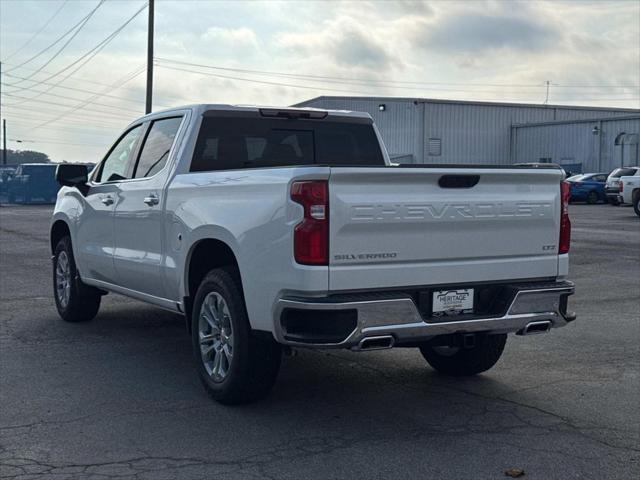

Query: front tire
left=53, top=236, right=101, bottom=322
left=419, top=333, right=507, bottom=376
left=191, top=268, right=281, bottom=405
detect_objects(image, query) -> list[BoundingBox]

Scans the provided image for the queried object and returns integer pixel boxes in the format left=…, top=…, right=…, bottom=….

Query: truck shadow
left=43, top=303, right=533, bottom=431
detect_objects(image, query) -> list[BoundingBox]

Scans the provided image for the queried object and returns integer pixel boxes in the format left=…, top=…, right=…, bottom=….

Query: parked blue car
left=566, top=173, right=608, bottom=204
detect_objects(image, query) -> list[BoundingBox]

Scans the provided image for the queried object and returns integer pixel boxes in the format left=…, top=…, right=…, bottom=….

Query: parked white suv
left=605, top=166, right=640, bottom=205
left=51, top=105, right=576, bottom=404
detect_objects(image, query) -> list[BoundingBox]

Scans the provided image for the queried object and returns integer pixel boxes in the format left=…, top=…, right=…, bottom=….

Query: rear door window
left=133, top=117, right=183, bottom=179
left=191, top=115, right=384, bottom=172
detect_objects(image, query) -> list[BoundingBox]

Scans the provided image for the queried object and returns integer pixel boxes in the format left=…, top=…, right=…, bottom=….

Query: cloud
left=421, top=13, right=561, bottom=53
left=201, top=26, right=259, bottom=50
left=333, top=29, right=395, bottom=68
left=275, top=18, right=398, bottom=70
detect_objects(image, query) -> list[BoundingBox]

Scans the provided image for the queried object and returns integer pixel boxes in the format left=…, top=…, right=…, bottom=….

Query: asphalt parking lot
left=1, top=203, right=638, bottom=480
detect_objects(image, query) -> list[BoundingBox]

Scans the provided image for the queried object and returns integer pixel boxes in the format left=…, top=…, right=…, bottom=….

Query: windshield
left=610, top=168, right=638, bottom=178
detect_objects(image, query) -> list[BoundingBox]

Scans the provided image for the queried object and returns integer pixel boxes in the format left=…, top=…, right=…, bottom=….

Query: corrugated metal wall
left=422, top=102, right=553, bottom=164
left=600, top=118, right=640, bottom=171
left=513, top=117, right=640, bottom=172
left=304, top=97, right=424, bottom=161
left=297, top=96, right=638, bottom=166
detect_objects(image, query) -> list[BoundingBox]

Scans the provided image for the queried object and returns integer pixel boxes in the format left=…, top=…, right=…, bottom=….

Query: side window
left=96, top=125, right=143, bottom=183
left=133, top=117, right=183, bottom=179
left=595, top=175, right=607, bottom=182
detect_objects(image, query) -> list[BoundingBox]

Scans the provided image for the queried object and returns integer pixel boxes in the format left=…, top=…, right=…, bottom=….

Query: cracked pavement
left=1, top=204, right=638, bottom=479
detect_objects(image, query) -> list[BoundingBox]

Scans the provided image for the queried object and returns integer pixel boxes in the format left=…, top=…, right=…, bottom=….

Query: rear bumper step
left=273, top=281, right=575, bottom=348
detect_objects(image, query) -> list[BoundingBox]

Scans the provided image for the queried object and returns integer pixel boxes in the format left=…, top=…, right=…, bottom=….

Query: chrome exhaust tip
left=355, top=335, right=395, bottom=351
left=519, top=320, right=552, bottom=336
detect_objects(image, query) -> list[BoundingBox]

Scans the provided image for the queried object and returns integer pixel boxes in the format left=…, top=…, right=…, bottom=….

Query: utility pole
left=543, top=80, right=551, bottom=105
left=1, top=61, right=4, bottom=164
left=0, top=61, right=3, bottom=124
left=2, top=120, right=7, bottom=166
left=145, top=0, right=154, bottom=114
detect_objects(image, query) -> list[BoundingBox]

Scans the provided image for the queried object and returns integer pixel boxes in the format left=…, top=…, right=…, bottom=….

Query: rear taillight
left=559, top=181, right=571, bottom=254
left=619, top=181, right=624, bottom=193
left=291, top=181, right=329, bottom=265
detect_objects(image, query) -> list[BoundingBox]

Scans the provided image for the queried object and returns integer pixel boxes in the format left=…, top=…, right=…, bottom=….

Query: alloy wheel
left=198, top=292, right=234, bottom=382
left=55, top=251, right=71, bottom=308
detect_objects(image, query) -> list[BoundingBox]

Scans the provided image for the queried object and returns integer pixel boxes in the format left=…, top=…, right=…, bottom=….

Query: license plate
left=432, top=289, right=474, bottom=316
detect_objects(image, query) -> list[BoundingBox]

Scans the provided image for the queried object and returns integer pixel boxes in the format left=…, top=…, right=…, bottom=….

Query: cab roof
left=134, top=104, right=373, bottom=124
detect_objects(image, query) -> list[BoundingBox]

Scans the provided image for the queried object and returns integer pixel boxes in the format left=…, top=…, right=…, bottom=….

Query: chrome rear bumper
left=273, top=281, right=575, bottom=348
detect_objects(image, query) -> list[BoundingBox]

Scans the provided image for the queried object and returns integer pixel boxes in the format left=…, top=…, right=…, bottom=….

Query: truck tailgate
left=328, top=167, right=563, bottom=291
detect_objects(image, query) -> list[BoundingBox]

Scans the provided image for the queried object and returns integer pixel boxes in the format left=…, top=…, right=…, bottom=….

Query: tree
left=4, top=149, right=51, bottom=165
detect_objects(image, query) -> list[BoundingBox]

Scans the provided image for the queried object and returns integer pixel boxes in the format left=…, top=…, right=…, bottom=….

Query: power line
left=6, top=119, right=127, bottom=141
left=31, top=67, right=146, bottom=130
left=155, top=64, right=640, bottom=102
left=4, top=1, right=104, bottom=75
left=1, top=82, right=144, bottom=114
left=3, top=63, right=187, bottom=106
left=1, top=0, right=69, bottom=62
left=5, top=2, right=148, bottom=92
left=2, top=100, right=130, bottom=127
left=2, top=105, right=130, bottom=126
left=11, top=0, right=105, bottom=85
left=6, top=42, right=141, bottom=109
left=156, top=64, right=396, bottom=96
left=7, top=5, right=145, bottom=109
left=6, top=117, right=125, bottom=132
left=3, top=62, right=135, bottom=89
left=1, top=100, right=132, bottom=123
left=2, top=93, right=138, bottom=120
left=9, top=137, right=108, bottom=147
left=3, top=70, right=166, bottom=108
left=155, top=57, right=640, bottom=90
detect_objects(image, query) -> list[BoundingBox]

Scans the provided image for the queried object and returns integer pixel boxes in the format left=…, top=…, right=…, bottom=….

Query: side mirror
left=56, top=164, right=89, bottom=192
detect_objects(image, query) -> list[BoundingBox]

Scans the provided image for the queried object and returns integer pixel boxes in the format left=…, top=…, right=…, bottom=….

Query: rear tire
left=634, top=195, right=640, bottom=217
left=53, top=236, right=101, bottom=322
left=419, top=334, right=507, bottom=376
left=191, top=268, right=282, bottom=405
left=586, top=191, right=598, bottom=204
left=609, top=197, right=620, bottom=205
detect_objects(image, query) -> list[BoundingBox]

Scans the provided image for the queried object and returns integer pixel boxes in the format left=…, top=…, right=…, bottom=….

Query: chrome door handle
left=143, top=194, right=159, bottom=206
left=101, top=196, right=114, bottom=206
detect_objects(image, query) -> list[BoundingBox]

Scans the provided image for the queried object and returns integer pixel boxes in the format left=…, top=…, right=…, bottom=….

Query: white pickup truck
left=51, top=105, right=576, bottom=404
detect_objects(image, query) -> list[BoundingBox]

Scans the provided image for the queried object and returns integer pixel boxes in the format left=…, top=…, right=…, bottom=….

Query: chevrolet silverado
left=51, top=105, right=576, bottom=404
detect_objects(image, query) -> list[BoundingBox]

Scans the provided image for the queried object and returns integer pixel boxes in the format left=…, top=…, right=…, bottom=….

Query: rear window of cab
left=190, top=115, right=385, bottom=172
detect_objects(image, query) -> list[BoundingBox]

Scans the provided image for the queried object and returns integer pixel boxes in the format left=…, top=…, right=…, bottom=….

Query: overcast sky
left=1, top=0, right=639, bottom=162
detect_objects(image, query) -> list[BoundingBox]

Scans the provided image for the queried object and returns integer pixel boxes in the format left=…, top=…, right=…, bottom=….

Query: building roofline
left=294, top=95, right=640, bottom=113
left=512, top=114, right=640, bottom=128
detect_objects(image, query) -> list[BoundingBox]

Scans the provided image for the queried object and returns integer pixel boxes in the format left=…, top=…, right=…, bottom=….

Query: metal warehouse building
left=512, top=115, right=639, bottom=173
left=295, top=96, right=640, bottom=173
